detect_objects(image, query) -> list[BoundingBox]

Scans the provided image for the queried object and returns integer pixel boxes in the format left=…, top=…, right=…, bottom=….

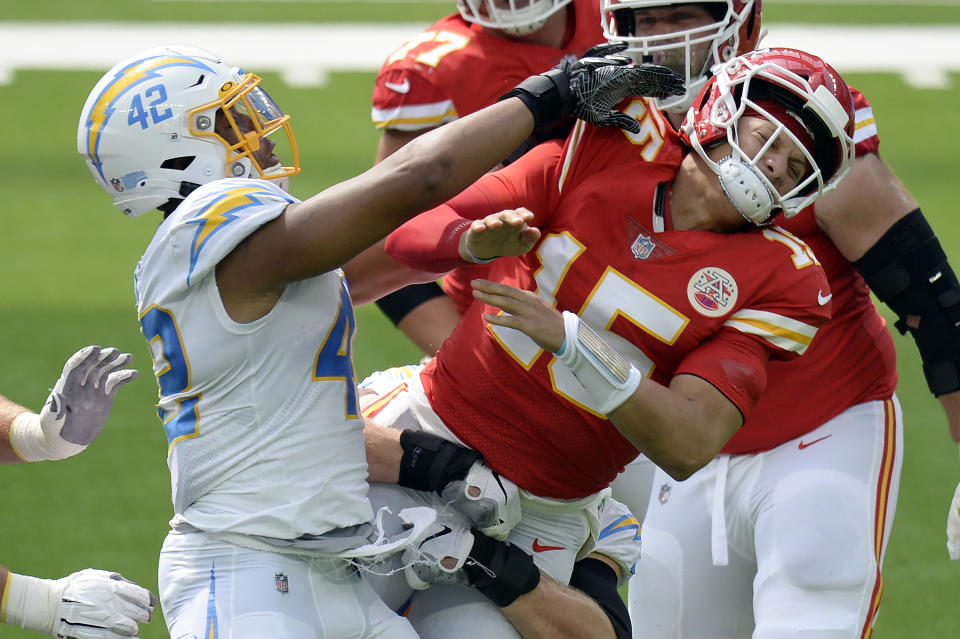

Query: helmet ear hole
left=160, top=156, right=196, bottom=171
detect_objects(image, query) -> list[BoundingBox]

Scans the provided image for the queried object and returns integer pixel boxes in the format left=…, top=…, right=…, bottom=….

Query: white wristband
left=9, top=412, right=47, bottom=462
left=9, top=410, right=84, bottom=462
left=557, top=311, right=642, bottom=414
left=1, top=572, right=60, bottom=634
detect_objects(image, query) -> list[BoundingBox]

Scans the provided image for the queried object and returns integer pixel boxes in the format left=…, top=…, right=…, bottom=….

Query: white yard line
left=0, top=22, right=957, bottom=88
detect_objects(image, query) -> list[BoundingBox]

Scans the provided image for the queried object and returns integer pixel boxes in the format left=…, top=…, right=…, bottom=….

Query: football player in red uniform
left=598, top=1, right=960, bottom=637
left=362, top=5, right=647, bottom=636
left=366, top=0, right=606, bottom=356
left=358, top=47, right=855, bottom=638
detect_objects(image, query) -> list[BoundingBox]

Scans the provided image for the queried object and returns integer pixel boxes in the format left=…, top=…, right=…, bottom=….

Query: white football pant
left=159, top=530, right=420, bottom=639
left=625, top=398, right=902, bottom=638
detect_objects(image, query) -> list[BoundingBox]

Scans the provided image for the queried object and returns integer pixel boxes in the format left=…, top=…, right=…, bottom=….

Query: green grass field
left=1, top=1, right=958, bottom=637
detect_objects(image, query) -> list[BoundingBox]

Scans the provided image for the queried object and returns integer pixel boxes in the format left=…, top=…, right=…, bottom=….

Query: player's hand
left=55, top=570, right=157, bottom=639
left=459, top=208, right=541, bottom=263
left=2, top=569, right=156, bottom=639
left=569, top=47, right=685, bottom=133
left=440, top=461, right=521, bottom=540
left=501, top=41, right=684, bottom=136
left=28, top=346, right=137, bottom=459
left=471, top=278, right=565, bottom=352
left=948, top=477, right=960, bottom=560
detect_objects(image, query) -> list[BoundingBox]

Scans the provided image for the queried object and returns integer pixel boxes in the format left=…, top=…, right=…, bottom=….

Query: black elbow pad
left=853, top=208, right=960, bottom=395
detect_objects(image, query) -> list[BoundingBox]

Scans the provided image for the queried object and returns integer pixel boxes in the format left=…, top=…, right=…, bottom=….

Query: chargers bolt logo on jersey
left=687, top=267, right=738, bottom=317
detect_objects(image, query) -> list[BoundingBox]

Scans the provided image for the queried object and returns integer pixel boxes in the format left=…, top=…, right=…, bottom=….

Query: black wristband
left=397, top=430, right=482, bottom=493
left=500, top=67, right=571, bottom=137
left=570, top=558, right=632, bottom=639
left=464, top=533, right=541, bottom=608
left=375, top=282, right=447, bottom=326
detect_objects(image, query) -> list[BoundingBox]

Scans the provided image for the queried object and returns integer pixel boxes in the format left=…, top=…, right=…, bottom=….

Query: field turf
left=1, top=2, right=958, bottom=636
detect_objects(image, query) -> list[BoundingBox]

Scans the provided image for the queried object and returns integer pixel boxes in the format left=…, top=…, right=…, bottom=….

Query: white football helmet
left=601, top=0, right=761, bottom=113
left=77, top=45, right=299, bottom=218
left=680, top=48, right=855, bottom=225
left=457, top=0, right=573, bottom=35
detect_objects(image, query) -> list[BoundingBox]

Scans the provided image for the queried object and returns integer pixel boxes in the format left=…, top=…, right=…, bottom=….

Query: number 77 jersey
left=393, top=108, right=833, bottom=500
left=370, top=0, right=603, bottom=132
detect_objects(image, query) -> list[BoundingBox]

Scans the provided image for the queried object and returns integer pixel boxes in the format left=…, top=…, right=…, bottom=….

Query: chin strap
left=715, top=155, right=776, bottom=226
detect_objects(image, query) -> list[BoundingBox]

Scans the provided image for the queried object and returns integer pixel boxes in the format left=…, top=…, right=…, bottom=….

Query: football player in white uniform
left=1, top=346, right=156, bottom=639
left=76, top=44, right=682, bottom=638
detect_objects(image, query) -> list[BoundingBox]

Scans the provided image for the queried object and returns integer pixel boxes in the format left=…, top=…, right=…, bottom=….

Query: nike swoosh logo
left=817, top=290, right=833, bottom=305
left=532, top=538, right=565, bottom=553
left=384, top=78, right=410, bottom=94
left=798, top=434, right=832, bottom=450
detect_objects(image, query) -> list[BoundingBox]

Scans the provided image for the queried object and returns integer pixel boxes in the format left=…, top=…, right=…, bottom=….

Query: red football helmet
left=680, top=47, right=856, bottom=225
left=601, top=0, right=762, bottom=113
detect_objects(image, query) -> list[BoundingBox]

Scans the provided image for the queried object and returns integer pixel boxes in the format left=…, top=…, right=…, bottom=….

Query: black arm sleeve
left=374, top=281, right=447, bottom=326
left=853, top=208, right=960, bottom=396
left=569, top=558, right=632, bottom=639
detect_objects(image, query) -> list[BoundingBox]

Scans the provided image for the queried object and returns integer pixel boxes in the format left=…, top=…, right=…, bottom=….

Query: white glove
left=2, top=569, right=157, bottom=638
left=948, top=480, right=960, bottom=560
left=948, top=443, right=960, bottom=560
left=441, top=461, right=521, bottom=541
left=10, top=346, right=137, bottom=461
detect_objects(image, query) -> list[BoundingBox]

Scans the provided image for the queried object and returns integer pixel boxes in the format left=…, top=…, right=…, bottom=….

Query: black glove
left=500, top=41, right=685, bottom=136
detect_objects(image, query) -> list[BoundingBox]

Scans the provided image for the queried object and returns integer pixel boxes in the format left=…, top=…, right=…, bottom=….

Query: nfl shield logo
left=658, top=483, right=672, bottom=505
left=275, top=573, right=289, bottom=594
left=631, top=233, right=656, bottom=260
left=110, top=178, right=124, bottom=193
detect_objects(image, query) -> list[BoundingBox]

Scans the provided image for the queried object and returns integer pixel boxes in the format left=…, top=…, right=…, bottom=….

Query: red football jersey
left=721, top=88, right=898, bottom=454
left=371, top=0, right=604, bottom=131
left=386, top=103, right=832, bottom=498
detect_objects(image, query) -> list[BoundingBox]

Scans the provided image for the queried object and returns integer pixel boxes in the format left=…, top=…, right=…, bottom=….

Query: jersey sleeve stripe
left=371, top=101, right=458, bottom=130
left=723, top=308, right=818, bottom=354
left=853, top=106, right=878, bottom=144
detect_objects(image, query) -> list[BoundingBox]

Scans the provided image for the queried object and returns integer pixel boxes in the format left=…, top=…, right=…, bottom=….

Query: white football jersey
left=135, top=178, right=373, bottom=540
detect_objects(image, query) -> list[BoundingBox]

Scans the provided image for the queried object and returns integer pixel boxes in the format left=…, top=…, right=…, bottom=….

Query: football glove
left=10, top=346, right=137, bottom=461
left=441, top=460, right=521, bottom=541
left=403, top=522, right=540, bottom=608
left=948, top=474, right=960, bottom=560
left=501, top=41, right=684, bottom=137
left=1, top=569, right=157, bottom=638
left=398, top=431, right=521, bottom=540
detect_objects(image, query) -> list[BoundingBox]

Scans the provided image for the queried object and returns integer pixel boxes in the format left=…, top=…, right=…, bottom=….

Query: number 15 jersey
left=386, top=103, right=832, bottom=499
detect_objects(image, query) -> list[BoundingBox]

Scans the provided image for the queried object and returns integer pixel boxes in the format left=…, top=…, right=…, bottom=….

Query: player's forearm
left=608, top=376, right=742, bottom=480
left=378, top=99, right=534, bottom=217
left=363, top=421, right=403, bottom=483
left=0, top=396, right=31, bottom=464
left=0, top=565, right=9, bottom=603
left=385, top=203, right=473, bottom=272
left=395, top=296, right=461, bottom=356
left=503, top=575, right=617, bottom=639
left=342, top=240, right=443, bottom=307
